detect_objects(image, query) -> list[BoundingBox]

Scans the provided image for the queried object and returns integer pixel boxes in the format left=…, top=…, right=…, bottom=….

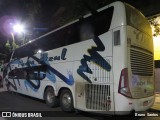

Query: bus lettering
left=61, top=48, right=67, bottom=60
left=137, top=81, right=145, bottom=86
left=48, top=48, right=67, bottom=61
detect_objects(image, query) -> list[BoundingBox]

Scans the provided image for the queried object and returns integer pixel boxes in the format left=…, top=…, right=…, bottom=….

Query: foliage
left=148, top=17, right=160, bottom=37
left=5, top=40, right=19, bottom=52
left=5, top=40, right=11, bottom=52
left=12, top=41, right=19, bottom=50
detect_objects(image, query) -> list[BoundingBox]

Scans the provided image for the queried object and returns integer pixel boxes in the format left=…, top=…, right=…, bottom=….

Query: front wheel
left=44, top=87, right=59, bottom=107
left=60, top=89, right=74, bottom=112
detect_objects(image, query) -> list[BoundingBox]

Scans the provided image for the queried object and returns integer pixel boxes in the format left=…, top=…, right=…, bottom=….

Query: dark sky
left=0, top=0, right=108, bottom=48
left=0, top=0, right=159, bottom=56
left=0, top=0, right=159, bottom=36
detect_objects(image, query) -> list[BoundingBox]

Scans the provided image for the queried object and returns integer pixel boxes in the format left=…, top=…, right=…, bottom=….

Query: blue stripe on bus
left=30, top=56, right=74, bottom=85
left=26, top=58, right=56, bottom=83
left=24, top=80, right=39, bottom=92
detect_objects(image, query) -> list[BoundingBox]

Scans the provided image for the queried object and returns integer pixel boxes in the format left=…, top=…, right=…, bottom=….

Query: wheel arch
left=43, top=85, right=56, bottom=99
left=57, top=87, right=73, bottom=98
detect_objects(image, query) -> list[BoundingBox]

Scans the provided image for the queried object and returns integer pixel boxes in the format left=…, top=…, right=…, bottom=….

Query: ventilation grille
left=88, top=59, right=111, bottom=83
left=85, top=84, right=111, bottom=111
left=130, top=49, right=153, bottom=76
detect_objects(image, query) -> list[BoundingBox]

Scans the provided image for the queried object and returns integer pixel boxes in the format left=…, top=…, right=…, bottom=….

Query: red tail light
left=118, top=68, right=132, bottom=98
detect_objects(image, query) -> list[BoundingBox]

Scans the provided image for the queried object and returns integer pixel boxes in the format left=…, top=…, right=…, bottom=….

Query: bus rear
left=117, top=3, right=155, bottom=113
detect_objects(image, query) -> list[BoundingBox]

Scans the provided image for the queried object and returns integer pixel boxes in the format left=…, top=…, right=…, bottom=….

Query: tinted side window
left=26, top=65, right=47, bottom=80
left=79, top=6, right=114, bottom=40
left=12, top=7, right=114, bottom=58
left=8, top=65, right=47, bottom=80
left=36, top=22, right=80, bottom=51
left=8, top=68, right=26, bottom=79
left=12, top=43, right=37, bottom=59
left=39, top=6, right=114, bottom=50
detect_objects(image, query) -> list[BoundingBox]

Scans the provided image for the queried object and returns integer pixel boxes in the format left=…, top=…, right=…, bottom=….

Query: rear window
left=125, top=4, right=152, bottom=36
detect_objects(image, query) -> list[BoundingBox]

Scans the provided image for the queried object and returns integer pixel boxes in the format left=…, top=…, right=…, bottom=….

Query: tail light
left=118, top=68, right=132, bottom=98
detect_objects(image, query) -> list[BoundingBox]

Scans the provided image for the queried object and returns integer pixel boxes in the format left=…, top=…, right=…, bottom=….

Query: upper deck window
left=12, top=6, right=114, bottom=59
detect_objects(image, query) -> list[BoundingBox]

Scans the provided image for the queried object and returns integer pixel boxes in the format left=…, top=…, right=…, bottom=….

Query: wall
left=155, top=68, right=160, bottom=93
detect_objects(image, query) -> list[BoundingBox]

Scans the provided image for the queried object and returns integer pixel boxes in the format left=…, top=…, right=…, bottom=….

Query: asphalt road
left=0, top=91, right=159, bottom=120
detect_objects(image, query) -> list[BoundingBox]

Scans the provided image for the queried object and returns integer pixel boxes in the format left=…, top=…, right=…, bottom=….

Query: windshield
left=125, top=4, right=152, bottom=37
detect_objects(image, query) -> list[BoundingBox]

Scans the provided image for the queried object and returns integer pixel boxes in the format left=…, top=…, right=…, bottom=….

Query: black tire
left=44, top=87, right=59, bottom=107
left=60, top=89, right=74, bottom=112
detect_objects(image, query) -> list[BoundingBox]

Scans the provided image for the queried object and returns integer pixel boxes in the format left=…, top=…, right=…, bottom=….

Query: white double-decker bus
left=3, top=1, right=155, bottom=114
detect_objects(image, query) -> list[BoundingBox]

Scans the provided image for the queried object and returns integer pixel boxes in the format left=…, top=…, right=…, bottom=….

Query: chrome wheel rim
left=62, top=93, right=71, bottom=107
left=47, top=92, right=54, bottom=103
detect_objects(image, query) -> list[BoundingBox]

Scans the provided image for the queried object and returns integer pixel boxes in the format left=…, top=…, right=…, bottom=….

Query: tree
left=12, top=40, right=19, bottom=50
left=5, top=40, right=11, bottom=52
left=5, top=39, right=19, bottom=52
left=148, top=17, right=160, bottom=37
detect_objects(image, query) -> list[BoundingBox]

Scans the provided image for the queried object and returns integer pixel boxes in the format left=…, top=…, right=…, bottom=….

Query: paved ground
left=0, top=88, right=159, bottom=120
left=150, top=93, right=160, bottom=111
left=0, top=91, right=97, bottom=120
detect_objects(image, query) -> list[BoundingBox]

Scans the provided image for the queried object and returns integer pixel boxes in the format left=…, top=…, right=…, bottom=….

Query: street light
left=10, top=32, right=16, bottom=50
left=12, top=23, right=25, bottom=45
left=13, top=23, right=24, bottom=33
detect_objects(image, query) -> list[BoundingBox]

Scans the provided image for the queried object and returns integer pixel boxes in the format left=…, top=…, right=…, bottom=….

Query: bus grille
left=85, top=84, right=111, bottom=111
left=130, top=49, right=153, bottom=76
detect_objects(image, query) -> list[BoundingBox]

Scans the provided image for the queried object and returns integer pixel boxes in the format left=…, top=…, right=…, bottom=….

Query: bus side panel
left=112, top=26, right=129, bottom=112
left=72, top=31, right=114, bottom=112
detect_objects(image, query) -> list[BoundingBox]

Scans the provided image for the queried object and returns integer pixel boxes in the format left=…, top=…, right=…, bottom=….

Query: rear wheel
left=44, top=87, right=59, bottom=107
left=60, top=89, right=74, bottom=112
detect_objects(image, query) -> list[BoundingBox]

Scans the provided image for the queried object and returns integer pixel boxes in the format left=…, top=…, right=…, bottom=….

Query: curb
left=0, top=88, right=7, bottom=92
left=148, top=108, right=160, bottom=112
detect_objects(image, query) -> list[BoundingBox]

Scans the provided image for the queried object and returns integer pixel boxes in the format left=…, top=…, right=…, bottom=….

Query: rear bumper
left=114, top=93, right=155, bottom=115
left=132, top=95, right=155, bottom=111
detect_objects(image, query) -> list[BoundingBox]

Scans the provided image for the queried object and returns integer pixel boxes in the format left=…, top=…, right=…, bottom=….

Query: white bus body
left=3, top=1, right=155, bottom=114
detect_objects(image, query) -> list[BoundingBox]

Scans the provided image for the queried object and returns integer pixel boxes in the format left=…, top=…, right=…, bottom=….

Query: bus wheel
left=44, top=87, right=59, bottom=107
left=60, top=89, right=74, bottom=112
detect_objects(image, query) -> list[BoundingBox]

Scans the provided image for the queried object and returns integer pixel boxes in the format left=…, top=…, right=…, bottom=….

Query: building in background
left=155, top=60, right=160, bottom=93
